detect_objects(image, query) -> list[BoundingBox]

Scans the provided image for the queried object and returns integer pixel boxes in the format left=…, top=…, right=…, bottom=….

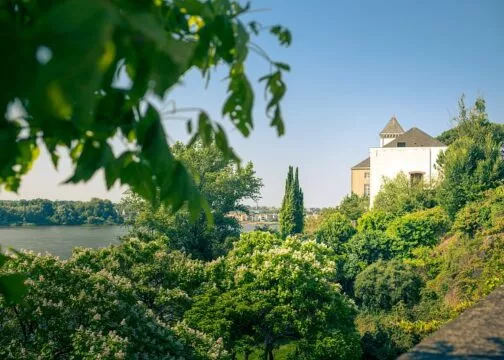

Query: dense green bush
left=346, top=231, right=396, bottom=266
left=437, top=135, right=504, bottom=218
left=293, top=330, right=362, bottom=360
left=357, top=313, right=420, bottom=360
left=355, top=260, right=423, bottom=311
left=452, top=186, right=504, bottom=236
left=356, top=210, right=395, bottom=233
left=338, top=193, right=369, bottom=221
left=315, top=212, right=356, bottom=252
left=386, top=207, right=450, bottom=256
left=373, top=173, right=438, bottom=216
left=343, top=231, right=397, bottom=286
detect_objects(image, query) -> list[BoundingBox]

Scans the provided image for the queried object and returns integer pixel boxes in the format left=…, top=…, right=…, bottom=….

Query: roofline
left=370, top=145, right=448, bottom=150
left=351, top=166, right=371, bottom=170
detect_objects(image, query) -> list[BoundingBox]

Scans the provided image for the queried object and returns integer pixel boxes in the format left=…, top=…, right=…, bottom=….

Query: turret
left=380, top=116, right=405, bottom=147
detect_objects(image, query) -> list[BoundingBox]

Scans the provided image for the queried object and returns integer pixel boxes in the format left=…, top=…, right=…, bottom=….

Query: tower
left=380, top=116, right=405, bottom=147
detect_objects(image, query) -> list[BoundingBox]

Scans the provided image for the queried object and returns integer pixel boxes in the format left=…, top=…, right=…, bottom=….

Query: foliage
left=357, top=312, right=421, bottom=360
left=373, top=173, right=438, bottom=216
left=0, top=242, right=226, bottom=359
left=0, top=250, right=26, bottom=304
left=343, top=230, right=397, bottom=282
left=121, top=142, right=262, bottom=260
left=386, top=207, right=450, bottom=256
left=437, top=95, right=504, bottom=146
left=279, top=166, right=304, bottom=237
left=0, top=198, right=122, bottom=226
left=0, top=0, right=290, bottom=301
left=355, top=260, right=423, bottom=311
left=417, top=233, right=504, bottom=311
left=452, top=186, right=504, bottom=237
left=437, top=97, right=504, bottom=218
left=356, top=210, right=395, bottom=233
left=315, top=211, right=356, bottom=253
left=338, top=193, right=369, bottom=221
left=1, top=0, right=290, bottom=218
left=293, top=330, right=362, bottom=360
left=185, top=232, right=360, bottom=359
left=437, top=137, right=504, bottom=218
left=303, top=207, right=337, bottom=236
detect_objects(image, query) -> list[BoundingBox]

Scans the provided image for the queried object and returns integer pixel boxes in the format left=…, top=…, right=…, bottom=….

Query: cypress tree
left=279, top=166, right=304, bottom=237
left=293, top=167, right=304, bottom=233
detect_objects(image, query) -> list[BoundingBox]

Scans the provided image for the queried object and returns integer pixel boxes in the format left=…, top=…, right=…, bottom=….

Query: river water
left=0, top=223, right=278, bottom=259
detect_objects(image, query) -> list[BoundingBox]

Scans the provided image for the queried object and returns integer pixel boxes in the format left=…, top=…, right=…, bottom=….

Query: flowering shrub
left=0, top=240, right=223, bottom=359
left=186, top=231, right=361, bottom=359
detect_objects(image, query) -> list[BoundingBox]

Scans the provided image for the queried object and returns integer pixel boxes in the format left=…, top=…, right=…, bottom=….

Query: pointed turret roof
left=380, top=116, right=405, bottom=135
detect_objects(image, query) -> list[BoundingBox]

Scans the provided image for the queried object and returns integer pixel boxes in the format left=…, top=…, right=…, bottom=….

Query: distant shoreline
left=0, top=224, right=124, bottom=228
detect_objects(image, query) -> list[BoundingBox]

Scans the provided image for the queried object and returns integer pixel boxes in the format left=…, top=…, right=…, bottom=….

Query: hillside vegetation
left=0, top=97, right=503, bottom=359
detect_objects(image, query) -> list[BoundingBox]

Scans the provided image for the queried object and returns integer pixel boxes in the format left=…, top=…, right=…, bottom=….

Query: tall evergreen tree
left=293, top=167, right=304, bottom=233
left=279, top=166, right=304, bottom=237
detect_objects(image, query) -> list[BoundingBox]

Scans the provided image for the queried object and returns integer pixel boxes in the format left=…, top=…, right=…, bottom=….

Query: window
left=364, top=184, right=370, bottom=196
left=397, top=142, right=406, bottom=147
left=410, top=172, right=424, bottom=185
left=364, top=172, right=370, bottom=179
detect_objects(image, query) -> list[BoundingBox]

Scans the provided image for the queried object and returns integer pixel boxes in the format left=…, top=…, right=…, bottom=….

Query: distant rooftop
left=384, top=127, right=446, bottom=148
left=380, top=116, right=405, bottom=135
left=351, top=157, right=370, bottom=169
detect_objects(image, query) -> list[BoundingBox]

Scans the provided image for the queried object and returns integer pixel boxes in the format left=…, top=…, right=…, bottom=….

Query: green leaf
left=274, top=62, right=291, bottom=71
left=271, top=106, right=285, bottom=136
left=248, top=21, right=260, bottom=35
left=66, top=140, right=114, bottom=183
left=214, top=15, right=236, bottom=63
left=270, top=25, right=292, bottom=47
left=235, top=22, right=250, bottom=63
left=222, top=66, right=254, bottom=136
left=30, top=0, right=119, bottom=126
left=0, top=273, right=26, bottom=304
left=198, top=112, right=214, bottom=145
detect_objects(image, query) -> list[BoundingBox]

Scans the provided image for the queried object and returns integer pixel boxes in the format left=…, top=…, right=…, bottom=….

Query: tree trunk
left=268, top=349, right=274, bottom=360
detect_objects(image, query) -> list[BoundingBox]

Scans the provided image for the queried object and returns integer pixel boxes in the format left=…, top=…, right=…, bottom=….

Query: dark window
left=397, top=142, right=406, bottom=147
left=364, top=184, right=370, bottom=196
left=410, top=172, right=424, bottom=185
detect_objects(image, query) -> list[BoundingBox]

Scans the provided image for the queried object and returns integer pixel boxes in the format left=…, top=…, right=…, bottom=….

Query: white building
left=351, top=117, right=447, bottom=206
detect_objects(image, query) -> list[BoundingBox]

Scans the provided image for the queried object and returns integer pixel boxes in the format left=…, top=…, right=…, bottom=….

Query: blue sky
left=2, top=0, right=503, bottom=207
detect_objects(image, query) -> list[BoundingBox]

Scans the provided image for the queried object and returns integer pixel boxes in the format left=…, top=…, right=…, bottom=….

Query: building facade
left=351, top=158, right=370, bottom=197
left=351, top=117, right=447, bottom=206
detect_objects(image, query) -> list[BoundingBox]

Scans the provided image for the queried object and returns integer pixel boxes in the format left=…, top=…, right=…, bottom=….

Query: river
left=0, top=223, right=278, bottom=259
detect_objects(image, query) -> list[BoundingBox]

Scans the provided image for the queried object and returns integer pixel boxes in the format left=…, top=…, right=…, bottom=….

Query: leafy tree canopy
left=120, top=141, right=263, bottom=260
left=315, top=211, right=356, bottom=253
left=337, top=193, right=369, bottom=221
left=373, top=173, right=437, bottom=216
left=354, top=259, right=423, bottom=311
left=185, top=231, right=360, bottom=359
left=356, top=210, right=395, bottom=233
left=386, top=207, right=450, bottom=256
